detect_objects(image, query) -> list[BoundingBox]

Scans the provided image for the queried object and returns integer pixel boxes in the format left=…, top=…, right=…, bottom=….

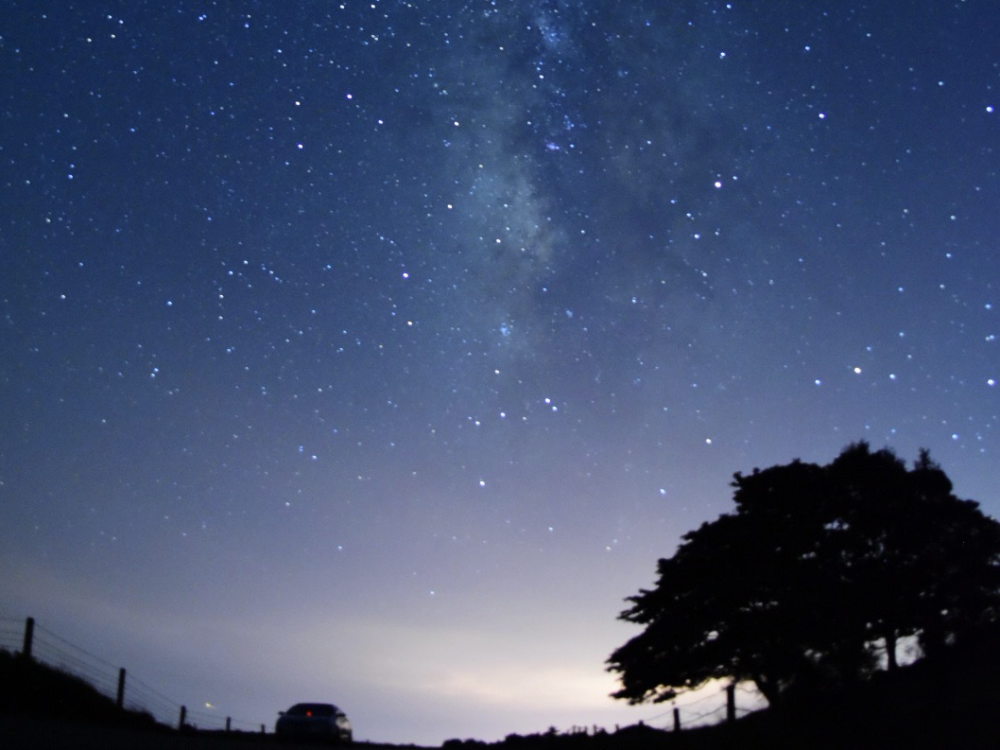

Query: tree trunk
left=752, top=674, right=780, bottom=708
left=885, top=633, right=899, bottom=670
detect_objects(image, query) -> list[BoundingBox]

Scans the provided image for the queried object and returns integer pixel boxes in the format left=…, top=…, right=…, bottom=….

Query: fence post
left=726, top=683, right=736, bottom=724
left=22, top=617, right=35, bottom=660
left=226, top=717, right=232, bottom=732
left=116, top=668, right=126, bottom=708
left=673, top=707, right=681, bottom=732
left=260, top=724, right=265, bottom=734
left=178, top=705, right=187, bottom=731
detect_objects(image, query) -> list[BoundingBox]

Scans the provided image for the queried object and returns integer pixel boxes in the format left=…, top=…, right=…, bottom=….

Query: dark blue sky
left=1, top=1, right=997, bottom=744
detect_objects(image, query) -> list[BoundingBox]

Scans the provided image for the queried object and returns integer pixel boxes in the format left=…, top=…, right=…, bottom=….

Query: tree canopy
left=607, top=443, right=1000, bottom=708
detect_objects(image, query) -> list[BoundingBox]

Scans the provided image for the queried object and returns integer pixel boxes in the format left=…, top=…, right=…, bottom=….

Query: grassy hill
left=3, top=644, right=999, bottom=749
left=0, top=648, right=159, bottom=729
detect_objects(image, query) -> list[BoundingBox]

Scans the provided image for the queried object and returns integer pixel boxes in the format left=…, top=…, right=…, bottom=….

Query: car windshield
left=288, top=703, right=336, bottom=717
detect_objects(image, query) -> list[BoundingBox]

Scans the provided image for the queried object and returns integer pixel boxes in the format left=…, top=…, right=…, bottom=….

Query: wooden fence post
left=22, top=617, right=35, bottom=660
left=226, top=717, right=232, bottom=732
left=116, top=668, right=126, bottom=708
left=673, top=707, right=681, bottom=732
left=726, top=683, right=736, bottom=723
left=178, top=705, right=187, bottom=730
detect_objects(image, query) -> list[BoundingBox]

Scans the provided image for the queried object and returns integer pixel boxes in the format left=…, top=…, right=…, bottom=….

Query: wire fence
left=1, top=616, right=265, bottom=733
left=643, top=680, right=767, bottom=732
left=5, top=615, right=768, bottom=737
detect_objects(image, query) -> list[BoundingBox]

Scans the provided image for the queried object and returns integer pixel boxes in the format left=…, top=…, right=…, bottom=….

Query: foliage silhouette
left=607, top=443, right=1000, bottom=708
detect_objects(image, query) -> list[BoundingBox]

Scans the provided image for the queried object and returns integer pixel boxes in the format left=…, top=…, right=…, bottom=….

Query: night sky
left=1, top=0, right=997, bottom=744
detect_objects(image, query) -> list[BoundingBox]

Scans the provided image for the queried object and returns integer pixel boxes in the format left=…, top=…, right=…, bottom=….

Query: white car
left=276, top=702, right=353, bottom=744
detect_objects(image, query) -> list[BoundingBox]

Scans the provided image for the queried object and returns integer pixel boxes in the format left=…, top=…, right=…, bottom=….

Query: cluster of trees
left=608, top=443, right=1000, bottom=708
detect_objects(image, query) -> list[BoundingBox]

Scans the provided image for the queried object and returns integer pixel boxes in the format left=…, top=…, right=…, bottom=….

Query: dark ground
left=0, top=715, right=430, bottom=750
left=1, top=711, right=997, bottom=750
left=2, top=647, right=998, bottom=749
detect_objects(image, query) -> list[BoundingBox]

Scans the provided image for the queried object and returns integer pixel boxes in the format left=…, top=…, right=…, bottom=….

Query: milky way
left=1, top=1, right=997, bottom=744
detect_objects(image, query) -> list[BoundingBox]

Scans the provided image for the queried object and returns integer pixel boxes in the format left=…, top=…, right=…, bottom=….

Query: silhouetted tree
left=607, top=443, right=1000, bottom=708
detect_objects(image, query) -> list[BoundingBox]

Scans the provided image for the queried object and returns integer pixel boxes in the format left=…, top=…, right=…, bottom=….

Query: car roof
left=288, top=702, right=341, bottom=713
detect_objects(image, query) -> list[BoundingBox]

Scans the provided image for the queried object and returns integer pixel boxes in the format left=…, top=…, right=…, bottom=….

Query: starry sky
left=1, top=0, right=997, bottom=744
